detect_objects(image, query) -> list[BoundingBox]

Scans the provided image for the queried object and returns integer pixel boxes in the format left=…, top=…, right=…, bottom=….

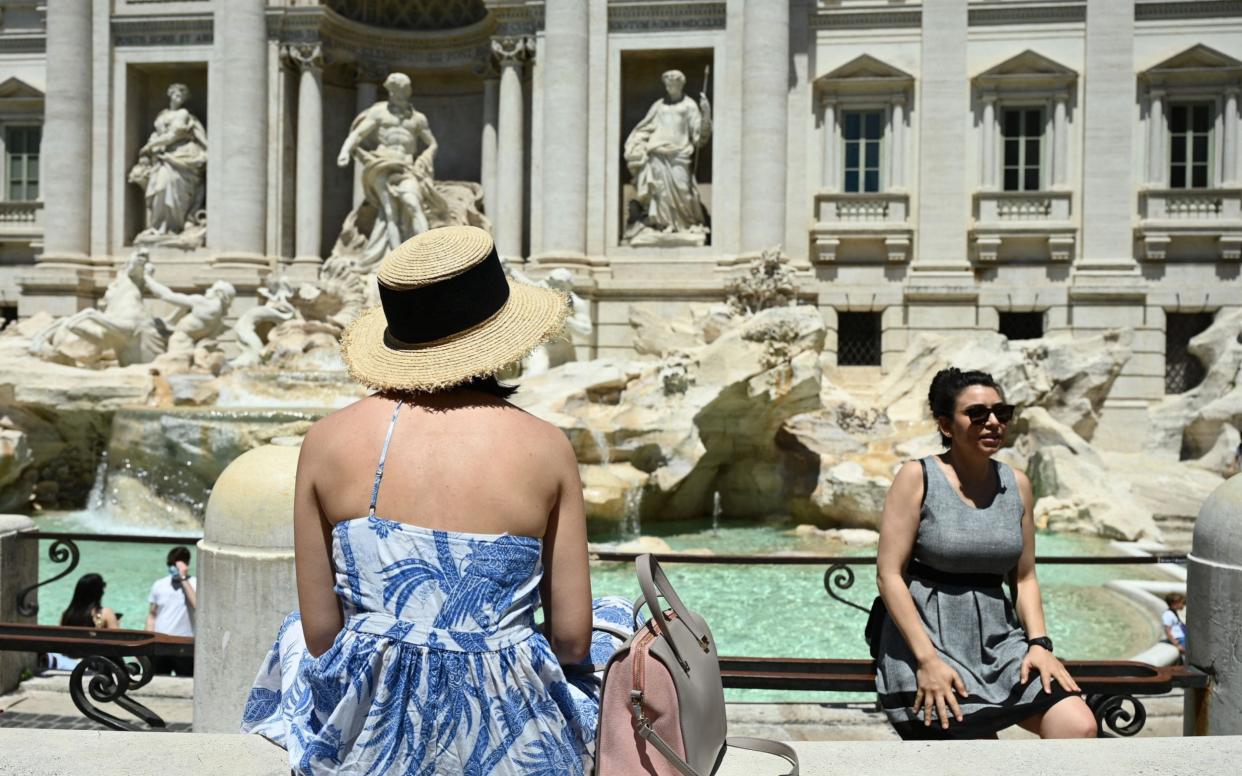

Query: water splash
left=621, top=487, right=642, bottom=542
left=712, top=490, right=722, bottom=536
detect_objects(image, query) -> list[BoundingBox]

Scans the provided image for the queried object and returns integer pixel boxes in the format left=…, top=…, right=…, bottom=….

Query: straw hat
left=341, top=225, right=568, bottom=392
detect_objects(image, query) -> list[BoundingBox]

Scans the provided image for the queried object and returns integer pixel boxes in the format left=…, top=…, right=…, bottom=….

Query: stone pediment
left=1142, top=44, right=1242, bottom=87
left=815, top=54, right=913, bottom=99
left=0, top=77, right=43, bottom=101
left=974, top=50, right=1076, bottom=90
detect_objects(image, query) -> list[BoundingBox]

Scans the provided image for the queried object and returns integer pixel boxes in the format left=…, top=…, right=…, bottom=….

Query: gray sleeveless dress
left=874, top=455, right=1076, bottom=739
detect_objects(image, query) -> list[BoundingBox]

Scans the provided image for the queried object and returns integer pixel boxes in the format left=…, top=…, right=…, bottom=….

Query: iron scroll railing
left=9, top=532, right=1192, bottom=735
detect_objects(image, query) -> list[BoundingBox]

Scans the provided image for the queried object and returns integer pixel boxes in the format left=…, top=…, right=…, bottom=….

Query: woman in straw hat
left=242, top=226, right=631, bottom=774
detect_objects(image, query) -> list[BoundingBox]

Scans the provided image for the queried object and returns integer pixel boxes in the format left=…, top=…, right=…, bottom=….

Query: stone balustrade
left=971, top=190, right=1076, bottom=263
left=1138, top=188, right=1242, bottom=260
left=0, top=201, right=43, bottom=240
left=811, top=192, right=912, bottom=263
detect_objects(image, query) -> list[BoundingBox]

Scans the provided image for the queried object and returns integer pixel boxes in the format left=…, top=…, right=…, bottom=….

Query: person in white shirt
left=146, top=545, right=197, bottom=675
left=1161, top=593, right=1187, bottom=661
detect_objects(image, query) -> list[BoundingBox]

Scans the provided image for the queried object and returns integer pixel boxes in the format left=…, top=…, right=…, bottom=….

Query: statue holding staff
left=128, top=83, right=208, bottom=248
left=623, top=68, right=712, bottom=246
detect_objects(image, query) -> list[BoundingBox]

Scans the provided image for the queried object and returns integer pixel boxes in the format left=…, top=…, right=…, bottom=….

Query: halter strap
left=368, top=400, right=405, bottom=518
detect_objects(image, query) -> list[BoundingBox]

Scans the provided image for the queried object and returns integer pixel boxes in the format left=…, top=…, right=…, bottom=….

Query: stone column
left=914, top=0, right=970, bottom=271
left=41, top=0, right=93, bottom=263
left=210, top=0, right=268, bottom=267
left=820, top=96, right=837, bottom=191
left=539, top=0, right=590, bottom=263
left=286, top=44, right=325, bottom=273
left=285, top=44, right=325, bottom=272
left=1052, top=94, right=1069, bottom=188
left=980, top=94, right=997, bottom=190
left=1223, top=88, right=1239, bottom=186
left=480, top=65, right=501, bottom=219
left=353, top=66, right=382, bottom=208
left=1184, top=474, right=1242, bottom=736
left=0, top=515, right=36, bottom=695
left=492, top=36, right=530, bottom=262
left=1080, top=0, right=1136, bottom=268
left=1148, top=89, right=1166, bottom=186
left=890, top=97, right=906, bottom=190
left=740, top=0, right=790, bottom=254
left=194, top=445, right=299, bottom=733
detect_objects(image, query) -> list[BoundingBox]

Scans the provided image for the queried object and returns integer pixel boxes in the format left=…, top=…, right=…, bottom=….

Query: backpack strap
left=726, top=738, right=799, bottom=776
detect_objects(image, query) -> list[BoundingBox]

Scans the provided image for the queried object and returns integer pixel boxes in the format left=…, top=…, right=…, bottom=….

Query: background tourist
left=1162, top=593, right=1188, bottom=660
left=242, top=226, right=627, bottom=774
left=146, top=545, right=196, bottom=676
left=60, top=573, right=120, bottom=629
left=874, top=367, right=1097, bottom=739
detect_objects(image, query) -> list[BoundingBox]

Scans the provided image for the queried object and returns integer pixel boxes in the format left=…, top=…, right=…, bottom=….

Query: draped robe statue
left=623, top=70, right=712, bottom=246
left=128, top=83, right=208, bottom=248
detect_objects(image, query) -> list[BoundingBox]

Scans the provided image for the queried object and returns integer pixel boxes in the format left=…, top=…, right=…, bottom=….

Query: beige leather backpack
left=594, top=554, right=798, bottom=776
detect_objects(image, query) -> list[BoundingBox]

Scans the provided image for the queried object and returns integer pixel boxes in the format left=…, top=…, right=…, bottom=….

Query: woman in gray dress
left=874, top=368, right=1097, bottom=739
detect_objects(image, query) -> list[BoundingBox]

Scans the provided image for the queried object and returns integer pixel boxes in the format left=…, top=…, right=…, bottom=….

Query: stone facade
left=1, top=1, right=1241, bottom=451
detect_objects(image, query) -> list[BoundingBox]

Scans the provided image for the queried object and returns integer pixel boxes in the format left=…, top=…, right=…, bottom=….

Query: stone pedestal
left=193, top=445, right=299, bottom=733
left=1185, top=474, right=1242, bottom=736
left=0, top=515, right=37, bottom=694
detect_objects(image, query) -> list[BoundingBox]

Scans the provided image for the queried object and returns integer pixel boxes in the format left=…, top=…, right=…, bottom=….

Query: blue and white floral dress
left=242, top=402, right=631, bottom=775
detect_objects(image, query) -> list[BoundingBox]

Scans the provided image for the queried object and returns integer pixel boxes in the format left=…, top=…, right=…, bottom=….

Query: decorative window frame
left=973, top=50, right=1076, bottom=193
left=814, top=54, right=913, bottom=194
left=0, top=76, right=44, bottom=241
left=1137, top=45, right=1242, bottom=262
left=1140, top=44, right=1242, bottom=190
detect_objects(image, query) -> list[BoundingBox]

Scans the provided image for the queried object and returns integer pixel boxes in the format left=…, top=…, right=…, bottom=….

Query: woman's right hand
left=913, top=655, right=967, bottom=729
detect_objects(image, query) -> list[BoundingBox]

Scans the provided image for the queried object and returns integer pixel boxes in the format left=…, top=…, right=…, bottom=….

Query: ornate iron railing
left=8, top=532, right=1196, bottom=736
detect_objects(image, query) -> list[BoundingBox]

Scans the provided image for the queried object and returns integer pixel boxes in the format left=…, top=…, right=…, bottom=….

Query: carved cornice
left=491, top=35, right=533, bottom=67
left=0, top=34, right=45, bottom=55
left=810, top=10, right=921, bottom=30
left=268, top=5, right=497, bottom=71
left=1136, top=1, right=1242, bottom=21
left=607, top=2, right=726, bottom=33
left=968, top=3, right=1085, bottom=27
left=111, top=15, right=213, bottom=47
left=282, top=42, right=325, bottom=73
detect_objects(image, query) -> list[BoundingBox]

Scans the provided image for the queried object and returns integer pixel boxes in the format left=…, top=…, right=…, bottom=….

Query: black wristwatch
left=1027, top=636, right=1054, bottom=652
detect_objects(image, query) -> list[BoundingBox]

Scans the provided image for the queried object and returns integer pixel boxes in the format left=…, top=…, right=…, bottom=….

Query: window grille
left=837, top=312, right=882, bottom=366
left=1002, top=107, right=1044, bottom=192
left=998, top=312, right=1044, bottom=341
left=842, top=110, right=883, bottom=193
left=5, top=126, right=40, bottom=202
left=1169, top=103, right=1212, bottom=189
left=1164, top=312, right=1214, bottom=394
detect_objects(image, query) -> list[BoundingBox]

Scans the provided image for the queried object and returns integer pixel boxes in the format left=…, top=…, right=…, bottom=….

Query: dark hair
left=1164, top=593, right=1185, bottom=606
left=60, top=573, right=106, bottom=627
left=928, top=367, right=1004, bottom=448
left=458, top=374, right=518, bottom=399
left=167, top=546, right=191, bottom=566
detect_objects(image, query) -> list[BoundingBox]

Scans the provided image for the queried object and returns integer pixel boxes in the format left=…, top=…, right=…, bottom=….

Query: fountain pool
left=29, top=512, right=1162, bottom=700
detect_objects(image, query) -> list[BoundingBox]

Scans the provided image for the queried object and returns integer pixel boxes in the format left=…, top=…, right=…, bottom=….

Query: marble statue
left=144, top=274, right=235, bottom=356
left=231, top=276, right=298, bottom=368
left=29, top=249, right=165, bottom=368
left=127, top=83, right=208, bottom=248
left=330, top=73, right=488, bottom=273
left=516, top=267, right=592, bottom=376
left=623, top=69, right=712, bottom=246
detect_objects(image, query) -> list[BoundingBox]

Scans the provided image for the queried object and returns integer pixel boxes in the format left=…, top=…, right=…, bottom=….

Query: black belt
left=907, top=558, right=1005, bottom=590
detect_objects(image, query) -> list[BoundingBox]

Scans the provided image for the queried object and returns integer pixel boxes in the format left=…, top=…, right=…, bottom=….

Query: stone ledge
left=0, top=730, right=1236, bottom=775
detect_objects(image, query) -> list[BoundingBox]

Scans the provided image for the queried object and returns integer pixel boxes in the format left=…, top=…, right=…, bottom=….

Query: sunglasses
left=962, top=403, right=1015, bottom=425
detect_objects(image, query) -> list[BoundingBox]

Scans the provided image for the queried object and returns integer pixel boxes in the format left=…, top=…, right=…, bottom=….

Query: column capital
left=980, top=91, right=999, bottom=105
left=281, top=42, right=325, bottom=73
left=1147, top=86, right=1166, bottom=100
left=491, top=35, right=533, bottom=67
left=819, top=91, right=837, bottom=109
left=1225, top=85, right=1240, bottom=98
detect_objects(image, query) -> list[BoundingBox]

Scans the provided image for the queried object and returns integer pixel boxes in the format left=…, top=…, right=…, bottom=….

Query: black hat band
left=379, top=245, right=510, bottom=348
